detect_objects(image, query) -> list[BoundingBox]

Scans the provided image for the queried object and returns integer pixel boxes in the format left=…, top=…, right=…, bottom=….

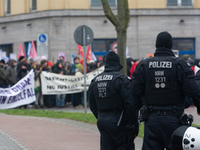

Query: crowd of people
left=0, top=55, right=105, bottom=109
left=0, top=51, right=200, bottom=109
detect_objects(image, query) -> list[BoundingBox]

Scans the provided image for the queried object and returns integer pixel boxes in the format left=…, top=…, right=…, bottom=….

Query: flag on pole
left=29, top=41, right=38, bottom=59
left=78, top=45, right=84, bottom=58
left=18, top=44, right=26, bottom=59
left=86, top=45, right=92, bottom=61
left=195, top=65, right=200, bottom=74
left=92, top=52, right=97, bottom=61
left=27, top=42, right=32, bottom=57
left=99, top=56, right=103, bottom=61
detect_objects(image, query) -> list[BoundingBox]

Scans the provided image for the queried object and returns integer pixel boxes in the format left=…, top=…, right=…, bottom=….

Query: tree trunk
left=101, top=0, right=130, bottom=75
left=117, top=0, right=127, bottom=74
left=117, top=27, right=127, bottom=75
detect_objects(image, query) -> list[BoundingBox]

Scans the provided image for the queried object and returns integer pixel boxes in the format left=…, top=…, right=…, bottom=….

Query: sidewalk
left=0, top=113, right=143, bottom=150
left=0, top=106, right=198, bottom=150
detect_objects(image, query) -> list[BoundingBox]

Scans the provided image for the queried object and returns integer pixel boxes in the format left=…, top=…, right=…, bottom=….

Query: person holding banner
left=5, top=59, right=17, bottom=87
left=52, top=60, right=67, bottom=107
left=0, top=59, right=7, bottom=88
left=89, top=51, right=138, bottom=150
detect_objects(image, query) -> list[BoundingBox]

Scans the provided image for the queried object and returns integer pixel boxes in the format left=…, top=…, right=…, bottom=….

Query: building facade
left=0, top=0, right=200, bottom=61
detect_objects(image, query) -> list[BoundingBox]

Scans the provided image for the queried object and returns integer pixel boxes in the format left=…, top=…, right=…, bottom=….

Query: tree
left=101, top=0, right=130, bottom=75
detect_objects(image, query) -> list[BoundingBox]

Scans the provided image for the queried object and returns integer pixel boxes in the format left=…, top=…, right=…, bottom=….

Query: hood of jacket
left=9, top=59, right=15, bottom=68
left=27, top=56, right=33, bottom=64
left=104, top=61, right=123, bottom=72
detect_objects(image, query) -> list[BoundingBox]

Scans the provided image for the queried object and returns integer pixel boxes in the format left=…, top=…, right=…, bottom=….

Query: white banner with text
left=0, top=70, right=36, bottom=109
left=40, top=66, right=104, bottom=95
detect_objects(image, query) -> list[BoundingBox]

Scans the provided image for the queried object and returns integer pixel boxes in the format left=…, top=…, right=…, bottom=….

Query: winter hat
left=18, top=56, right=25, bottom=61
left=186, top=58, right=194, bottom=66
left=40, top=56, right=47, bottom=61
left=0, top=59, right=5, bottom=64
left=156, top=31, right=173, bottom=49
left=48, top=61, right=53, bottom=66
left=106, top=51, right=120, bottom=64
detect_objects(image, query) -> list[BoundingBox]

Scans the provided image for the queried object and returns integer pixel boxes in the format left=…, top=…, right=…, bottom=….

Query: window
left=91, top=0, right=116, bottom=8
left=30, top=0, right=37, bottom=11
left=167, top=0, right=193, bottom=6
left=4, top=0, right=11, bottom=15
left=0, top=44, right=13, bottom=57
left=172, top=38, right=195, bottom=59
left=92, top=39, right=116, bottom=56
left=182, top=0, right=192, bottom=6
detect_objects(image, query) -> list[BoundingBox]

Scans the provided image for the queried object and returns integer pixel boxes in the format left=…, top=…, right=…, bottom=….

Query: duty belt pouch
left=179, top=113, right=188, bottom=125
left=139, top=106, right=149, bottom=122
left=179, top=113, right=194, bottom=126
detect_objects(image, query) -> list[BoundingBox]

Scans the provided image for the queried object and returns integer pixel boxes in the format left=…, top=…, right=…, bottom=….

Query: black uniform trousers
left=142, top=114, right=181, bottom=150
left=97, top=113, right=134, bottom=150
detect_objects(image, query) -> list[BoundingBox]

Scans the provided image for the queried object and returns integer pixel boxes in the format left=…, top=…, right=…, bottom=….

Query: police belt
left=148, top=105, right=184, bottom=118
left=99, top=110, right=122, bottom=115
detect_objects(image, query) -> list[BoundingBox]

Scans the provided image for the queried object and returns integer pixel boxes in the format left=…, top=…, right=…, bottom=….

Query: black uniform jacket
left=89, top=61, right=139, bottom=135
left=130, top=48, right=200, bottom=113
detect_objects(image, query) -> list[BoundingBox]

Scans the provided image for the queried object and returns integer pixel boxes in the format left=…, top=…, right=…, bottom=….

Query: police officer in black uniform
left=130, top=31, right=200, bottom=150
left=89, top=51, right=139, bottom=150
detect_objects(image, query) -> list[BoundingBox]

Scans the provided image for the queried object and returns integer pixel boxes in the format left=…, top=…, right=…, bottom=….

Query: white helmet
left=171, top=126, right=200, bottom=150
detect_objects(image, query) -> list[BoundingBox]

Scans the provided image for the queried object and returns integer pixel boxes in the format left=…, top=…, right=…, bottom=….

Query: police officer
left=130, top=31, right=200, bottom=150
left=89, top=51, right=138, bottom=150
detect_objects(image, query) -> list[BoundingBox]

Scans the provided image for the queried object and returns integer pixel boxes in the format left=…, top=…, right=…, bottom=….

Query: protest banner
left=0, top=70, right=36, bottom=109
left=40, top=66, right=104, bottom=95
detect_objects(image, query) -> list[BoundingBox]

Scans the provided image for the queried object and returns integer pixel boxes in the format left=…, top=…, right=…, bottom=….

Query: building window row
left=3, top=0, right=194, bottom=15
left=4, top=0, right=37, bottom=15
left=167, top=0, right=193, bottom=7
left=91, top=0, right=193, bottom=8
left=90, top=0, right=116, bottom=8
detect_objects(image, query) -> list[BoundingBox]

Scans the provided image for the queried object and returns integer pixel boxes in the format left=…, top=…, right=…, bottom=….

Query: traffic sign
left=74, top=25, right=94, bottom=46
left=73, top=25, right=94, bottom=114
left=39, top=34, right=46, bottom=43
left=111, top=42, right=117, bottom=52
left=37, top=33, right=49, bottom=59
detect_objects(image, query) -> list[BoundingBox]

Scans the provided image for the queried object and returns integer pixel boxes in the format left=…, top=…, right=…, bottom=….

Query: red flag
left=86, top=45, right=92, bottom=61
left=99, top=56, right=103, bottom=61
left=30, top=41, right=38, bottom=59
left=130, top=62, right=138, bottom=79
left=78, top=45, right=84, bottom=58
left=18, top=44, right=26, bottom=59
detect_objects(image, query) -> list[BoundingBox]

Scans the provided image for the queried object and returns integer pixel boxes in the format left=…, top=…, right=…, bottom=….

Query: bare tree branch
left=124, top=0, right=130, bottom=29
left=101, top=0, right=120, bottom=27
left=117, top=0, right=125, bottom=27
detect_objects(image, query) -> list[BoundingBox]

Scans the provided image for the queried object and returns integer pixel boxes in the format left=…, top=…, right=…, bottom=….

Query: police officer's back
left=89, top=51, right=138, bottom=150
left=130, top=31, right=200, bottom=150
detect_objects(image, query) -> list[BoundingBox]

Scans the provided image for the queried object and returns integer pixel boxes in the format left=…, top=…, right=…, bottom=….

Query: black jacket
left=130, top=48, right=200, bottom=112
left=17, top=63, right=29, bottom=81
left=89, top=60, right=139, bottom=135
left=52, top=60, right=66, bottom=75
left=193, top=70, right=200, bottom=113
